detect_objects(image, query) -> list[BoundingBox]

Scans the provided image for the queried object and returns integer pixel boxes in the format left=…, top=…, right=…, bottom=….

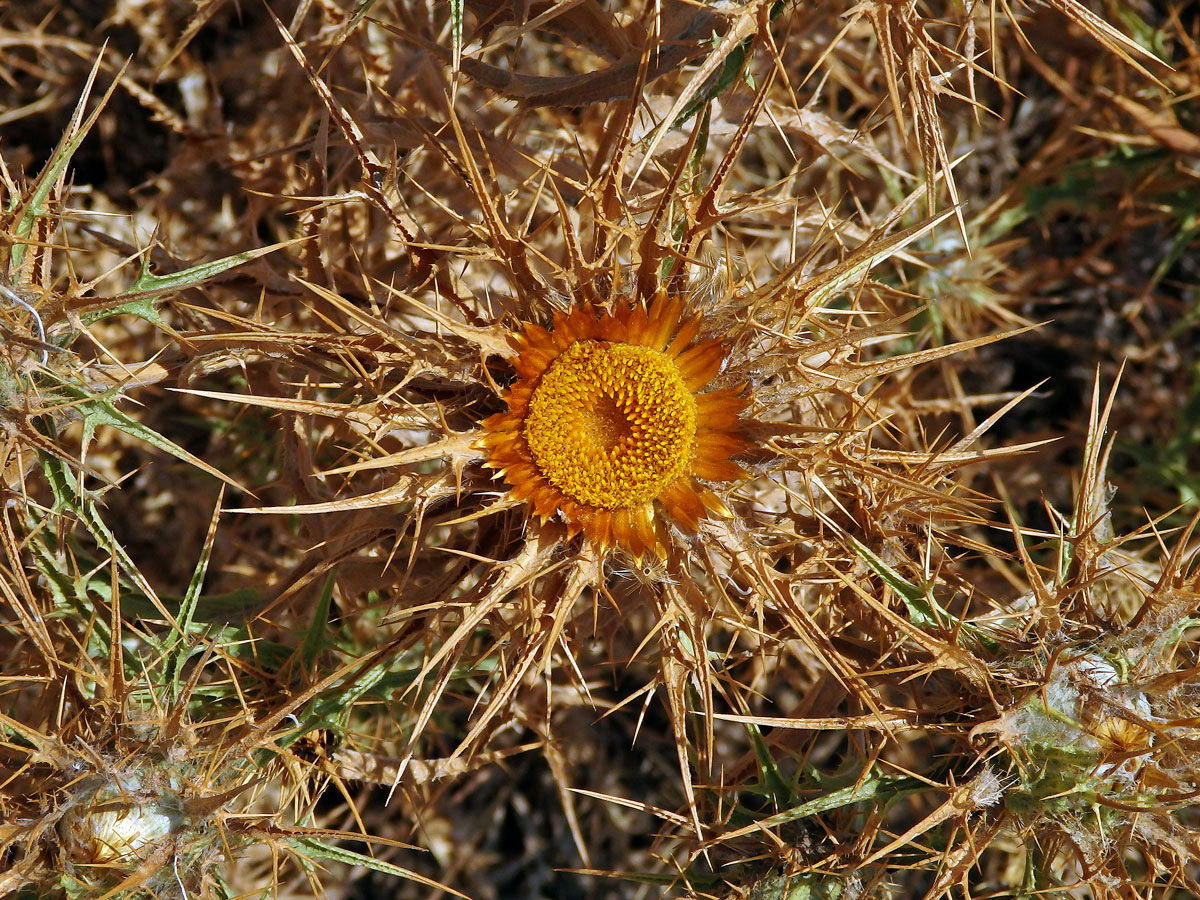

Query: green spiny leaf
left=285, top=836, right=467, bottom=897
left=7, top=54, right=127, bottom=273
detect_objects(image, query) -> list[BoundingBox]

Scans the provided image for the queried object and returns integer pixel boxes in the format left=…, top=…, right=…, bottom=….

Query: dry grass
left=2, top=0, right=1199, bottom=898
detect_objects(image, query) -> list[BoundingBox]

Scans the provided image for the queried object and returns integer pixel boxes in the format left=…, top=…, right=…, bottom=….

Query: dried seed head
left=59, top=773, right=183, bottom=874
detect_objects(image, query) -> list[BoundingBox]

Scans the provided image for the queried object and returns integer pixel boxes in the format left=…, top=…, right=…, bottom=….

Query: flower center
left=524, top=341, right=697, bottom=509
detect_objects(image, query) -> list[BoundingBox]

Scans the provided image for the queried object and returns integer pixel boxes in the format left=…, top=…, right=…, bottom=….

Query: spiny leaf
left=163, top=489, right=225, bottom=704
left=284, top=836, right=467, bottom=897
left=39, top=452, right=176, bottom=627
left=7, top=52, right=127, bottom=273
left=49, top=379, right=247, bottom=492
left=300, top=571, right=337, bottom=673
left=79, top=241, right=294, bottom=325
left=718, top=771, right=926, bottom=840
left=847, top=533, right=999, bottom=652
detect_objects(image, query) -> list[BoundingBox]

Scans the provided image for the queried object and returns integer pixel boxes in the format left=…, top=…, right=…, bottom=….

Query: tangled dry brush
left=2, top=0, right=1200, bottom=898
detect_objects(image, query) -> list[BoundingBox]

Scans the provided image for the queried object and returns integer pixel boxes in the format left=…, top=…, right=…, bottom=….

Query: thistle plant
left=0, top=47, right=451, bottom=900
left=203, top=90, right=1044, bottom=830
left=969, top=387, right=1200, bottom=895
left=687, top=384, right=1200, bottom=899
left=0, top=475, right=470, bottom=899
left=0, top=54, right=283, bottom=505
left=2, top=0, right=1197, bottom=898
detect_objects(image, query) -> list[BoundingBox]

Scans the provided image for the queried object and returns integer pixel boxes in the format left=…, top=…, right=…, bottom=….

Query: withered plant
left=1, top=0, right=1198, bottom=897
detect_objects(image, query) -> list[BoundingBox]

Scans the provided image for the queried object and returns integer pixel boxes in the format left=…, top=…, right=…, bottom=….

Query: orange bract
left=479, top=294, right=749, bottom=557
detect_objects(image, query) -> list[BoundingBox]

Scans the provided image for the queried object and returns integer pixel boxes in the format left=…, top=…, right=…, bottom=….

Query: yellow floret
left=523, top=341, right=697, bottom=509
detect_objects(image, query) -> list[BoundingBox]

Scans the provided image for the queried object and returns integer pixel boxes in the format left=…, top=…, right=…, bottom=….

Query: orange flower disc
left=479, top=294, right=748, bottom=557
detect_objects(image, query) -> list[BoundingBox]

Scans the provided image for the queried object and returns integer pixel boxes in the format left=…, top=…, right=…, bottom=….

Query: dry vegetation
left=2, top=0, right=1200, bottom=898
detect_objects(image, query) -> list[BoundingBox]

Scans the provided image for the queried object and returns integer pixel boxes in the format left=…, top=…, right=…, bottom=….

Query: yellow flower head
left=480, top=293, right=748, bottom=557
